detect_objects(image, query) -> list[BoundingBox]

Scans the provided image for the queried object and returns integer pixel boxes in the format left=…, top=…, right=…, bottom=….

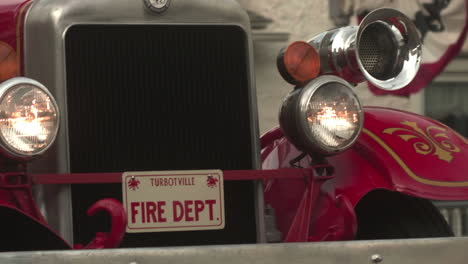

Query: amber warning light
left=277, top=41, right=320, bottom=85
left=0, top=42, right=18, bottom=82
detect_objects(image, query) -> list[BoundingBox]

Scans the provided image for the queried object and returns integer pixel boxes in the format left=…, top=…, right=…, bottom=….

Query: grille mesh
left=65, top=25, right=257, bottom=246
left=358, top=23, right=397, bottom=80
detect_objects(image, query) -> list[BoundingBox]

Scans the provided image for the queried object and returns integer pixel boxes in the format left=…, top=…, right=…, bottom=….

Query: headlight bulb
left=306, top=82, right=362, bottom=149
left=0, top=77, right=59, bottom=158
left=280, top=76, right=363, bottom=155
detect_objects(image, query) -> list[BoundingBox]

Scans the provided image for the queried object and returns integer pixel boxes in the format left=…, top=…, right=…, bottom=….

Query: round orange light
left=277, top=41, right=320, bottom=85
left=0, top=41, right=18, bottom=82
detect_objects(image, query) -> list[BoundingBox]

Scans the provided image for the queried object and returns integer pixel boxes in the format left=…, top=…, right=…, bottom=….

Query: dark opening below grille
left=65, top=25, right=256, bottom=246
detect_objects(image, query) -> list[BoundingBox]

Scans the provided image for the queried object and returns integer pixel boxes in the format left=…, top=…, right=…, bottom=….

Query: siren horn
left=278, top=8, right=422, bottom=91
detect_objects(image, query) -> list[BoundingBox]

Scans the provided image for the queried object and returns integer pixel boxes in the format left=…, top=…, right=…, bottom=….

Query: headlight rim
left=0, top=77, right=60, bottom=159
left=280, top=76, right=364, bottom=156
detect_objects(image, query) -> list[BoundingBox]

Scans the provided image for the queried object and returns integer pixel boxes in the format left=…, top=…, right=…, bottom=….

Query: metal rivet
left=371, top=254, right=383, bottom=263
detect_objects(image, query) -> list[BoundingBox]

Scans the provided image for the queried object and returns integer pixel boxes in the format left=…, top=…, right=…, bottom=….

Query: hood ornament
left=144, top=0, right=171, bottom=13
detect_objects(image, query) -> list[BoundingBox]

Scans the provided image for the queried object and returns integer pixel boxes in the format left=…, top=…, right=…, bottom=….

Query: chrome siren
left=308, top=8, right=422, bottom=91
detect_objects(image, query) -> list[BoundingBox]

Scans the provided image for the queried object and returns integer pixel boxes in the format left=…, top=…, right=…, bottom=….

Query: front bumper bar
left=0, top=237, right=466, bottom=264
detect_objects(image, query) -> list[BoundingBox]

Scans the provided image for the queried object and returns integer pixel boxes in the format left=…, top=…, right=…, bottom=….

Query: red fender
left=261, top=106, right=468, bottom=241
left=351, top=106, right=468, bottom=200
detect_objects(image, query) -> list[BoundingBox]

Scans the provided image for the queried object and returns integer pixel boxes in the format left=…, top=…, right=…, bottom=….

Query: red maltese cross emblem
left=206, top=175, right=219, bottom=188
left=128, top=177, right=140, bottom=191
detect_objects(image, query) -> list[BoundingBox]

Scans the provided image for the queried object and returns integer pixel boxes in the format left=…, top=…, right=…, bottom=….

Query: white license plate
left=122, top=170, right=224, bottom=233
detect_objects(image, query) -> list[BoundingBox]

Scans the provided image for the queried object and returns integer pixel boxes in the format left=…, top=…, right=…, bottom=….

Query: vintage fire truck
left=0, top=0, right=468, bottom=256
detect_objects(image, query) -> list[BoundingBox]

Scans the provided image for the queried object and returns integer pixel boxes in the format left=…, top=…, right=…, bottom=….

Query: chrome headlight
left=280, top=76, right=363, bottom=155
left=0, top=77, right=59, bottom=158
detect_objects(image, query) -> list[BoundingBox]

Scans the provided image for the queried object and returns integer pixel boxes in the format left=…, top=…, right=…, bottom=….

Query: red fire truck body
left=0, top=0, right=467, bottom=252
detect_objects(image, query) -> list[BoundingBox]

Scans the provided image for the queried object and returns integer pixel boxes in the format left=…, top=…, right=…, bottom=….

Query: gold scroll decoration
left=383, top=120, right=460, bottom=163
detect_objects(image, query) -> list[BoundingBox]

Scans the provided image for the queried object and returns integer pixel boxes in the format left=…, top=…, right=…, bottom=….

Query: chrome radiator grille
left=65, top=25, right=253, bottom=172
left=65, top=25, right=257, bottom=246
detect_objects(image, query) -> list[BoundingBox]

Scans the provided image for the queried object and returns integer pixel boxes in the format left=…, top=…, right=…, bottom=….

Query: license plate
left=122, top=170, right=225, bottom=233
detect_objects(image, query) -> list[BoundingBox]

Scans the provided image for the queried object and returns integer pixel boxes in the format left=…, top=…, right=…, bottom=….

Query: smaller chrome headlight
left=0, top=77, right=59, bottom=158
left=280, top=76, right=363, bottom=155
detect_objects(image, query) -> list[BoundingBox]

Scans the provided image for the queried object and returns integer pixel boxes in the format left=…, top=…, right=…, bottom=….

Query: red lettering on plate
left=173, top=201, right=183, bottom=222
left=131, top=202, right=139, bottom=224
left=130, top=201, right=169, bottom=224
left=146, top=201, right=157, bottom=223
left=185, top=200, right=194, bottom=221
left=194, top=200, right=204, bottom=221
left=206, top=200, right=216, bottom=221
left=171, top=199, right=218, bottom=222
left=157, top=201, right=167, bottom=222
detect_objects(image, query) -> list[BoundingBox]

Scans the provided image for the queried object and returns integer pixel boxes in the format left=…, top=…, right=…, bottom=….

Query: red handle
left=77, top=198, right=127, bottom=249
